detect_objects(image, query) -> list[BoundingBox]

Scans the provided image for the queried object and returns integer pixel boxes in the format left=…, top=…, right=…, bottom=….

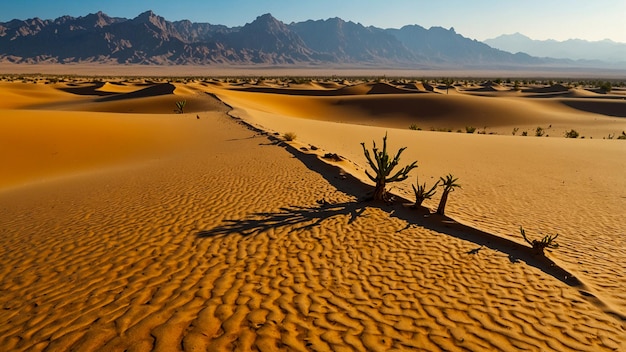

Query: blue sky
left=1, top=0, right=624, bottom=43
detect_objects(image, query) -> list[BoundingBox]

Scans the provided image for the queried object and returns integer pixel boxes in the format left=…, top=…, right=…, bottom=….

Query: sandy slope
left=217, top=82, right=626, bottom=138
left=0, top=79, right=625, bottom=351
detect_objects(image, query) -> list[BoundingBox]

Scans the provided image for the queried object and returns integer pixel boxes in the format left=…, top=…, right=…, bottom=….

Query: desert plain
left=0, top=68, right=625, bottom=351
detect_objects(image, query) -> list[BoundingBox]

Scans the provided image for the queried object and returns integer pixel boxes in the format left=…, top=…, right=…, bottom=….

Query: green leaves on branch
left=411, top=176, right=439, bottom=208
left=361, top=133, right=417, bottom=201
left=175, top=100, right=186, bottom=114
left=436, top=174, right=461, bottom=215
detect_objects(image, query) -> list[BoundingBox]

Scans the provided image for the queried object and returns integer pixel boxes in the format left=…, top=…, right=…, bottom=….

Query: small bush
left=535, top=126, right=545, bottom=137
left=436, top=174, right=461, bottom=215
left=283, top=132, right=297, bottom=141
left=564, top=129, right=579, bottom=138
left=512, top=127, right=519, bottom=135
left=409, top=124, right=419, bottom=130
left=465, top=126, right=476, bottom=134
left=521, top=131, right=528, bottom=136
left=617, top=131, right=626, bottom=140
left=520, top=226, right=559, bottom=255
left=175, top=100, right=186, bottom=114
left=361, top=133, right=417, bottom=201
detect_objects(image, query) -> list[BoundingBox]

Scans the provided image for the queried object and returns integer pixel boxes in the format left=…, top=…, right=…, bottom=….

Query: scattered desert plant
left=175, top=100, right=186, bottom=114
left=521, top=131, right=528, bottom=136
left=535, top=126, right=545, bottom=137
left=519, top=226, right=559, bottom=255
left=409, top=124, right=420, bottom=130
left=411, top=176, right=439, bottom=208
left=465, top=126, right=476, bottom=134
left=436, top=174, right=461, bottom=215
left=283, top=132, right=297, bottom=141
left=617, top=131, right=626, bottom=140
left=512, top=127, right=519, bottom=135
left=361, top=133, right=418, bottom=201
left=564, top=129, right=579, bottom=138
left=599, top=81, right=612, bottom=93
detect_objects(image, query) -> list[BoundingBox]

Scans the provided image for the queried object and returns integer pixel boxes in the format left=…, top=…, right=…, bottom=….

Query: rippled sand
left=1, top=77, right=624, bottom=351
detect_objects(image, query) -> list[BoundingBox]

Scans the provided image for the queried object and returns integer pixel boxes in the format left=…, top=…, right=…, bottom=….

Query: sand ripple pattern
left=0, top=114, right=624, bottom=351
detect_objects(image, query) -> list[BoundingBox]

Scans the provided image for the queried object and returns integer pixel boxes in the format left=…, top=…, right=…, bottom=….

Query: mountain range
left=484, top=33, right=626, bottom=63
left=0, top=11, right=621, bottom=69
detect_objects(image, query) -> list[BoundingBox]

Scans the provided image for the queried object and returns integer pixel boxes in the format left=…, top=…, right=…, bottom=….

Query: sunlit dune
left=0, top=76, right=624, bottom=351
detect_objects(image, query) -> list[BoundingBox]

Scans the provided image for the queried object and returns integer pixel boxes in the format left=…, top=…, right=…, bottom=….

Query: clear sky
left=1, top=0, right=624, bottom=43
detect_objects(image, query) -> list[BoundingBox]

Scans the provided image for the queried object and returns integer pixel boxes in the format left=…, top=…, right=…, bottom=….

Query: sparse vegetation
left=361, top=133, right=418, bottom=202
left=465, top=126, right=476, bottom=134
left=175, top=100, right=186, bottom=114
left=512, top=127, right=519, bottom=136
left=409, top=124, right=420, bottom=130
left=521, top=131, right=528, bottom=136
left=519, top=226, right=559, bottom=255
left=617, top=131, right=626, bottom=140
left=283, top=132, right=297, bottom=141
left=535, top=126, right=545, bottom=137
left=436, top=174, right=461, bottom=215
left=411, top=176, right=439, bottom=208
left=599, top=81, right=612, bottom=93
left=564, top=129, right=579, bottom=138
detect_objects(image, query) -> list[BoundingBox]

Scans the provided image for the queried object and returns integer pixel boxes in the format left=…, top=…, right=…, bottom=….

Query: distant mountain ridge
left=0, top=11, right=620, bottom=69
left=484, top=33, right=626, bottom=63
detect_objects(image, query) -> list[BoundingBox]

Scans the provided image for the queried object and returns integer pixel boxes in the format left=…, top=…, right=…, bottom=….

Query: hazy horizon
left=1, top=0, right=625, bottom=44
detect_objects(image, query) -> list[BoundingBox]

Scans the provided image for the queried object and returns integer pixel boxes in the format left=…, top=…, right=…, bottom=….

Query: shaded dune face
left=217, top=81, right=626, bottom=135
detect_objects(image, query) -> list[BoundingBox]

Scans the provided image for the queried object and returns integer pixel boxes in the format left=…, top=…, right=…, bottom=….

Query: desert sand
left=0, top=75, right=625, bottom=351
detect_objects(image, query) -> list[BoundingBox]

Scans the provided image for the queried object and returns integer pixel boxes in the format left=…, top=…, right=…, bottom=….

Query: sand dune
left=214, top=85, right=626, bottom=138
left=1, top=78, right=625, bottom=351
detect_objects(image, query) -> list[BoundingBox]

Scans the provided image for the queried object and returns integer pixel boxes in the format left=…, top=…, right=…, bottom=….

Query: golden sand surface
left=0, top=77, right=625, bottom=351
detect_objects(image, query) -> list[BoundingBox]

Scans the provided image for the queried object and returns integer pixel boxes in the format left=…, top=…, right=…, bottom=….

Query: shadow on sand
left=196, top=93, right=626, bottom=322
left=197, top=138, right=583, bottom=288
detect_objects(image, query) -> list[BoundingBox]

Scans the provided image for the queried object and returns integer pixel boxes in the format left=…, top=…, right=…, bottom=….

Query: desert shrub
left=175, top=100, right=186, bottom=114
left=617, top=131, right=626, bottom=140
left=361, top=133, right=417, bottom=201
left=409, top=124, right=419, bottom=130
left=436, top=174, right=461, bottom=215
left=411, top=176, right=439, bottom=208
left=521, top=131, right=528, bottom=136
left=535, top=126, right=545, bottom=137
left=519, top=226, right=559, bottom=255
left=512, top=127, right=519, bottom=135
left=564, top=129, right=579, bottom=138
left=283, top=132, right=297, bottom=141
left=599, top=81, right=612, bottom=93
left=465, top=126, right=476, bottom=134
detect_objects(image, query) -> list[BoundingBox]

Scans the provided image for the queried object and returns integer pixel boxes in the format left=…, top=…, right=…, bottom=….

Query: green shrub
left=175, top=100, right=186, bottom=114
left=361, top=133, right=417, bottom=201
left=465, top=126, right=476, bottom=134
left=564, top=129, right=579, bottom=138
left=617, top=131, right=626, bottom=140
left=436, top=174, right=461, bottom=215
left=411, top=176, right=439, bottom=208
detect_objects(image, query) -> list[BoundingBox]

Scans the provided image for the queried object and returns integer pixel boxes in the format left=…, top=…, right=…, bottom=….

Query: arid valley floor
left=1, top=70, right=625, bottom=351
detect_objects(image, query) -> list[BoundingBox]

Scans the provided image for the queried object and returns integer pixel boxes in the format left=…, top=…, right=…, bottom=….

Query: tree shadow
left=197, top=201, right=366, bottom=238
left=196, top=131, right=584, bottom=289
left=388, top=205, right=582, bottom=287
